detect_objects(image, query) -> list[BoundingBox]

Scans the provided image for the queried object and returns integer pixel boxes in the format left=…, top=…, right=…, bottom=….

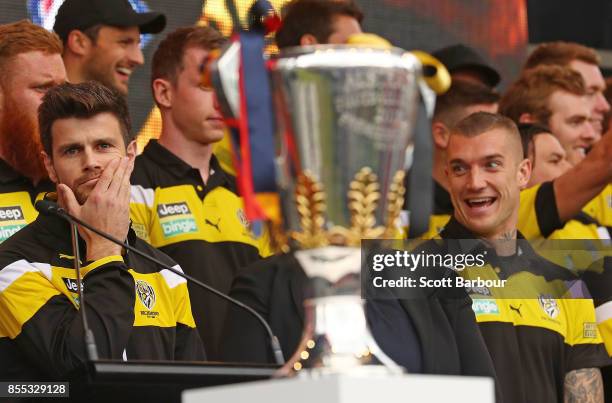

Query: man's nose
left=127, top=46, right=145, bottom=67
left=82, top=148, right=102, bottom=171
left=581, top=122, right=598, bottom=143
left=467, top=167, right=486, bottom=190
left=596, top=92, right=610, bottom=114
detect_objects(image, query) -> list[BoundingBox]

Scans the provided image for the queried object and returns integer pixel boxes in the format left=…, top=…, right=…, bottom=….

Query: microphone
left=69, top=216, right=99, bottom=361
left=37, top=199, right=100, bottom=361
left=35, top=200, right=285, bottom=365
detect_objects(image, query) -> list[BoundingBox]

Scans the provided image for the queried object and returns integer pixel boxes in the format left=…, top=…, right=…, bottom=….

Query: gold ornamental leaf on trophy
left=291, top=171, right=329, bottom=248
left=383, top=170, right=406, bottom=238
left=329, top=167, right=386, bottom=246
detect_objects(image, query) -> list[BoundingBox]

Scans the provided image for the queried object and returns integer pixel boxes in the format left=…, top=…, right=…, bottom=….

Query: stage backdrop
left=1, top=0, right=528, bottom=150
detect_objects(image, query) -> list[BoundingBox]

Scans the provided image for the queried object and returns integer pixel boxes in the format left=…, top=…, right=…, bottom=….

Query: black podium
left=66, top=360, right=278, bottom=403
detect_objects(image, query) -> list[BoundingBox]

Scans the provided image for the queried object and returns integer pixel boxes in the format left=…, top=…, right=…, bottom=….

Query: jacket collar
left=33, top=203, right=138, bottom=263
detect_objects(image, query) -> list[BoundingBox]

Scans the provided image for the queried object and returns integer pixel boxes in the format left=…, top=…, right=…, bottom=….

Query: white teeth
left=116, top=67, right=132, bottom=76
left=469, top=198, right=491, bottom=203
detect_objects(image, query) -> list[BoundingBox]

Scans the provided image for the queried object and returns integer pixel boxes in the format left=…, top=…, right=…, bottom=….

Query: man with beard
left=0, top=81, right=204, bottom=381
left=0, top=20, right=66, bottom=243
left=53, top=0, right=166, bottom=96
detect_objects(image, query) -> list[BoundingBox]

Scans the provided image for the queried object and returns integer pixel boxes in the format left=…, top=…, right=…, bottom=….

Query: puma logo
left=205, top=218, right=221, bottom=232
left=510, top=304, right=522, bottom=317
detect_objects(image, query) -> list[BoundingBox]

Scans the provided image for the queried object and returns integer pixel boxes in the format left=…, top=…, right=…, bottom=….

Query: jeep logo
left=0, top=206, right=24, bottom=222
left=157, top=202, right=191, bottom=218
left=62, top=277, right=82, bottom=293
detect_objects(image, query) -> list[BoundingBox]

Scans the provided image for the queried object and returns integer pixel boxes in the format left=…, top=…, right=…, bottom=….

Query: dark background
left=5, top=1, right=610, bottom=136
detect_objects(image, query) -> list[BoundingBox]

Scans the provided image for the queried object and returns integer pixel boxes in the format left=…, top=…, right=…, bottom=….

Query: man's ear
left=65, top=30, right=93, bottom=57
left=152, top=78, right=172, bottom=109
left=42, top=151, right=58, bottom=184
left=432, top=122, right=450, bottom=149
left=518, top=113, right=536, bottom=124
left=300, top=34, right=318, bottom=46
left=126, top=140, right=137, bottom=159
left=517, top=158, right=532, bottom=189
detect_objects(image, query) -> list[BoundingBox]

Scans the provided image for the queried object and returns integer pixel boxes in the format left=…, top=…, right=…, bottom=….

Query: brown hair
left=452, top=112, right=519, bottom=139
left=151, top=26, right=224, bottom=88
left=38, top=81, right=132, bottom=156
left=0, top=20, right=62, bottom=73
left=517, top=123, right=551, bottom=169
left=499, top=65, right=586, bottom=125
left=275, top=0, right=363, bottom=49
left=434, top=80, right=500, bottom=127
left=524, top=41, right=600, bottom=70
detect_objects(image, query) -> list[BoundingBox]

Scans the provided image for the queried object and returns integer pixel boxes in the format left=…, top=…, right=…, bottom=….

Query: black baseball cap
left=432, top=44, right=501, bottom=88
left=54, top=0, right=166, bottom=41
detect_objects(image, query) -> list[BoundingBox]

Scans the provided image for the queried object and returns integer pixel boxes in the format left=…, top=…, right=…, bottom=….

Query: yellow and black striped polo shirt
left=130, top=139, right=271, bottom=360
left=438, top=218, right=610, bottom=403
left=0, top=212, right=204, bottom=380
left=0, top=159, right=53, bottom=244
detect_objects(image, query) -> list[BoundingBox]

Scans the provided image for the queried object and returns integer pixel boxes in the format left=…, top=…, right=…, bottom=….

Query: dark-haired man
left=275, top=0, right=363, bottom=49
left=130, top=26, right=271, bottom=360
left=54, top=0, right=166, bottom=95
left=0, top=81, right=204, bottom=381
left=440, top=112, right=609, bottom=403
left=0, top=20, right=66, bottom=243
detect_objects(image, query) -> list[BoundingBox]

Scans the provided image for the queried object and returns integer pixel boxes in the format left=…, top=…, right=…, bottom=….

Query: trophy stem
left=292, top=295, right=404, bottom=377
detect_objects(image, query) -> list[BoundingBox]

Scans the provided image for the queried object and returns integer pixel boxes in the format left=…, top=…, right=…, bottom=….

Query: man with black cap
left=53, top=0, right=166, bottom=96
left=433, top=44, right=501, bottom=89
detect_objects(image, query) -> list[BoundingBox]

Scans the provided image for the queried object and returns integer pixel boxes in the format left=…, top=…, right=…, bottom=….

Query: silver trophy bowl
left=269, top=45, right=423, bottom=376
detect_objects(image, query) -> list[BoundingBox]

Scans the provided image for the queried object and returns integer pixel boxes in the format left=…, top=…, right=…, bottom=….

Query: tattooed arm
left=564, top=368, right=604, bottom=403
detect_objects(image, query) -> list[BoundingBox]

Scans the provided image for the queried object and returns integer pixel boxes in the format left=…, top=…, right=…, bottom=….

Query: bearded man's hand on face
left=57, top=155, right=134, bottom=262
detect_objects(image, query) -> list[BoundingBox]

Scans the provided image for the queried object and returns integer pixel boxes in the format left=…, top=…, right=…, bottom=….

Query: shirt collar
left=143, top=139, right=233, bottom=190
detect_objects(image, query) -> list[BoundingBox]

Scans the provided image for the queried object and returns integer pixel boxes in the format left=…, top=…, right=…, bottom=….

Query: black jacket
left=0, top=213, right=205, bottom=380
left=220, top=252, right=496, bottom=377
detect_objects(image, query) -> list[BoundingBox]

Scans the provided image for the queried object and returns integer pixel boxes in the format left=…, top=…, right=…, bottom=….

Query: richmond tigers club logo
left=538, top=295, right=560, bottom=319
left=135, top=280, right=156, bottom=310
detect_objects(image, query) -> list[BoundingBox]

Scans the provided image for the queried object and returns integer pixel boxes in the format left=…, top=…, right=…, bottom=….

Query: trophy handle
left=410, top=50, right=451, bottom=95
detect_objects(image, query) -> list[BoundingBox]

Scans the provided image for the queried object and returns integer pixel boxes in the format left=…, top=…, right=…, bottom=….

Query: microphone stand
left=40, top=201, right=285, bottom=365
left=70, top=222, right=99, bottom=360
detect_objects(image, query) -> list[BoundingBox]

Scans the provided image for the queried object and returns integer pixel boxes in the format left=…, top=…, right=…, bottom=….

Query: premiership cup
left=268, top=44, right=425, bottom=376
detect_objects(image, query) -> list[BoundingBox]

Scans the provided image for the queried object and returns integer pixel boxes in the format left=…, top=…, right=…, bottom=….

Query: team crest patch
left=237, top=208, right=249, bottom=229
left=236, top=208, right=263, bottom=237
left=135, top=280, right=156, bottom=310
left=538, top=295, right=559, bottom=319
left=583, top=322, right=597, bottom=339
